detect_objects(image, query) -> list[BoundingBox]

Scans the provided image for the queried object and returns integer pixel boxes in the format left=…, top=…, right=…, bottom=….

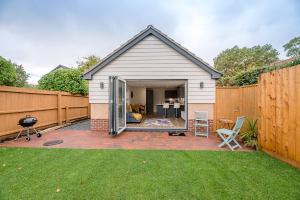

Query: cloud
left=0, top=0, right=299, bottom=84
left=165, top=0, right=300, bottom=62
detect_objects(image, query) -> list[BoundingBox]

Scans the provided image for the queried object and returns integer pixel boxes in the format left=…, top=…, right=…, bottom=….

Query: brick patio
left=0, top=129, right=250, bottom=151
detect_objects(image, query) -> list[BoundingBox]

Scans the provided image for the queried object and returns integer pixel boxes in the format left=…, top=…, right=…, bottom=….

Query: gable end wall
left=89, top=35, right=216, bottom=104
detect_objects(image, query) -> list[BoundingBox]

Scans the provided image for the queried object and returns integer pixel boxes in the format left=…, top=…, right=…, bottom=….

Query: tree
left=214, top=44, right=279, bottom=86
left=15, top=64, right=30, bottom=87
left=0, top=56, right=16, bottom=86
left=283, top=36, right=300, bottom=58
left=38, top=68, right=88, bottom=95
left=0, top=56, right=30, bottom=87
left=77, top=55, right=101, bottom=73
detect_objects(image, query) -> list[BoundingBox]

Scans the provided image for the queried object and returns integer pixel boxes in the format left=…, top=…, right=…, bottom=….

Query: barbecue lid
left=18, top=115, right=38, bottom=127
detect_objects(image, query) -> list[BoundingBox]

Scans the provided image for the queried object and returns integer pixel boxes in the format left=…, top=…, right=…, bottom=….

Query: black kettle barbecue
left=15, top=115, right=42, bottom=141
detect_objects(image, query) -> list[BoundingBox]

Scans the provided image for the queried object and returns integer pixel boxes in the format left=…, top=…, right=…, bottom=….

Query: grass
left=0, top=148, right=299, bottom=200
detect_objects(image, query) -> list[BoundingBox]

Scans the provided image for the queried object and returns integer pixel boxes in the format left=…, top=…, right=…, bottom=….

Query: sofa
left=126, top=104, right=143, bottom=123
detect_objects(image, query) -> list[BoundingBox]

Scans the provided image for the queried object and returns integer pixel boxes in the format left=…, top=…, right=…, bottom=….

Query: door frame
left=125, top=79, right=188, bottom=131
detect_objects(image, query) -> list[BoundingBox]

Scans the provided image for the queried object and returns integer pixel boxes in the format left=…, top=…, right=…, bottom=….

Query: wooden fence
left=215, top=64, right=300, bottom=168
left=215, top=84, right=259, bottom=131
left=258, top=66, right=300, bottom=168
left=0, top=86, right=89, bottom=138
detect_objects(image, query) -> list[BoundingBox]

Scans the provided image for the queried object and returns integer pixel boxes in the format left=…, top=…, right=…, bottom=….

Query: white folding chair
left=217, top=116, right=245, bottom=151
left=194, top=111, right=209, bottom=138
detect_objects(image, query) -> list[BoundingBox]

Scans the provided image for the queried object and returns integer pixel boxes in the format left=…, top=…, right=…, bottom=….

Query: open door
left=109, top=76, right=126, bottom=135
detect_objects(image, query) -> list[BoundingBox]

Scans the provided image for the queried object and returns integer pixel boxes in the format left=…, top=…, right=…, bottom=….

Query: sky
left=0, top=0, right=299, bottom=84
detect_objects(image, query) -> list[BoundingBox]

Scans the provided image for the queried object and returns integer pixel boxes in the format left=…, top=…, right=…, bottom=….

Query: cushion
left=126, top=104, right=132, bottom=112
left=132, top=113, right=142, bottom=121
left=131, top=104, right=140, bottom=113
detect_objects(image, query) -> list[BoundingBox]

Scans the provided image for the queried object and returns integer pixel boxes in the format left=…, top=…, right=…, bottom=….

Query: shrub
left=233, top=67, right=265, bottom=86
left=231, top=57, right=300, bottom=86
left=38, top=68, right=88, bottom=95
left=240, top=119, right=258, bottom=150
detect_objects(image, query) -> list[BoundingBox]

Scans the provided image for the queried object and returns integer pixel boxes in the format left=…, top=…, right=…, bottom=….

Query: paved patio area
left=0, top=126, right=250, bottom=151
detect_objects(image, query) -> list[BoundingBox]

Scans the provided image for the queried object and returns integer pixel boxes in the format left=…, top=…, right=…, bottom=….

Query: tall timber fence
left=0, top=86, right=89, bottom=138
left=258, top=65, right=300, bottom=168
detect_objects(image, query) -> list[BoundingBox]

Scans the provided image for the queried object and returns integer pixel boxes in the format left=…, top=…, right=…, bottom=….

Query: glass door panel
left=109, top=76, right=126, bottom=135
left=117, top=79, right=126, bottom=133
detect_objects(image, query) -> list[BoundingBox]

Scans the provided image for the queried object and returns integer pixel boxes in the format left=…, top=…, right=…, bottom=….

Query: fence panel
left=0, top=86, right=89, bottom=138
left=215, top=85, right=259, bottom=131
left=258, top=65, right=300, bottom=168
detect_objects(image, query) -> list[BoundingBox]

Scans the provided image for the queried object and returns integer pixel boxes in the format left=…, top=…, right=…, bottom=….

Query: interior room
left=126, top=80, right=186, bottom=129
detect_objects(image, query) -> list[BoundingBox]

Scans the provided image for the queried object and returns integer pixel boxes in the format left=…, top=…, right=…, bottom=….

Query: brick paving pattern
left=0, top=129, right=250, bottom=151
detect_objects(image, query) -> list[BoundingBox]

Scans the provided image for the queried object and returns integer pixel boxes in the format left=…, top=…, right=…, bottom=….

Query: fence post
left=57, top=93, right=62, bottom=125
left=213, top=103, right=217, bottom=131
left=65, top=106, right=69, bottom=123
left=88, top=103, right=90, bottom=118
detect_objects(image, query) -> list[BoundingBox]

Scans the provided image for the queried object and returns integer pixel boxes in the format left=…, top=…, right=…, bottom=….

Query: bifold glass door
left=109, top=76, right=126, bottom=135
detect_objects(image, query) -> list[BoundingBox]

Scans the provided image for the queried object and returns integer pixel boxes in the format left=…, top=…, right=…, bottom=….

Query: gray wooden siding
left=89, top=35, right=216, bottom=104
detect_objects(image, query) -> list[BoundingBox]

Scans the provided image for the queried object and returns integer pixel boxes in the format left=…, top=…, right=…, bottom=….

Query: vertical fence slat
left=260, top=74, right=266, bottom=148
left=265, top=72, right=271, bottom=151
left=262, top=74, right=268, bottom=150
left=270, top=71, right=276, bottom=152
left=288, top=67, right=296, bottom=161
left=65, top=106, right=69, bottom=123
left=57, top=93, right=62, bottom=125
left=282, top=68, right=289, bottom=158
left=295, top=66, right=300, bottom=164
left=275, top=69, right=283, bottom=156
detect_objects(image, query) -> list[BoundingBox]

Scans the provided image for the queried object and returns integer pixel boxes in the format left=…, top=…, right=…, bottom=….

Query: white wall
left=89, top=35, right=216, bottom=104
left=126, top=87, right=130, bottom=103
left=127, top=87, right=146, bottom=105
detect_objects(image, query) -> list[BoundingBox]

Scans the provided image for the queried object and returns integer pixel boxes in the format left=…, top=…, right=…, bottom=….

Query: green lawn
left=0, top=148, right=299, bottom=200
